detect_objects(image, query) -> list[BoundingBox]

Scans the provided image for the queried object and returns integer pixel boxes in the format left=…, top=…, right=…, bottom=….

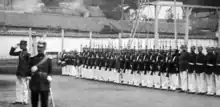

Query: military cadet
left=160, top=50, right=169, bottom=90
left=113, top=51, right=120, bottom=83
left=28, top=40, right=52, bottom=107
left=90, top=51, right=95, bottom=79
left=9, top=40, right=30, bottom=105
left=75, top=51, right=81, bottom=77
left=59, top=51, right=67, bottom=75
left=205, top=47, right=216, bottom=95
left=147, top=49, right=154, bottom=87
left=215, top=47, right=220, bottom=96
left=134, top=52, right=142, bottom=86
left=169, top=49, right=180, bottom=91
left=122, top=50, right=130, bottom=84
left=128, top=50, right=135, bottom=85
left=154, top=49, right=162, bottom=89
left=195, top=46, right=207, bottom=94
left=188, top=46, right=197, bottom=93
left=179, top=45, right=190, bottom=92
left=108, top=51, right=115, bottom=82
left=93, top=51, right=99, bottom=80
left=141, top=49, right=149, bottom=87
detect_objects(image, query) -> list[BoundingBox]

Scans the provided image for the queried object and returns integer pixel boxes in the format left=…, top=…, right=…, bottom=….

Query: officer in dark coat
left=28, top=40, right=52, bottom=107
left=9, top=40, right=30, bottom=104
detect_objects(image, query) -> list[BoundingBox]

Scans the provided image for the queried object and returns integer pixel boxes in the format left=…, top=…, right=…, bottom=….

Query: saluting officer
left=9, top=40, right=30, bottom=105
left=28, top=40, right=52, bottom=107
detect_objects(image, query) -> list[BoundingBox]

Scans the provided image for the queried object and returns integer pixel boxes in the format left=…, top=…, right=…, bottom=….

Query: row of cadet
left=58, top=45, right=220, bottom=96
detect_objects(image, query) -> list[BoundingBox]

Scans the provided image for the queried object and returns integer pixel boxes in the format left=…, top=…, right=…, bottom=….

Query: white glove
left=26, top=76, right=31, bottom=80
left=31, top=66, right=38, bottom=73
left=47, top=76, right=52, bottom=81
left=12, top=44, right=19, bottom=48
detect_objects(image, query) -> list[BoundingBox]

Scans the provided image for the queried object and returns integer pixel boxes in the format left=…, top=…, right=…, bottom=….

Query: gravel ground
left=0, top=74, right=219, bottom=107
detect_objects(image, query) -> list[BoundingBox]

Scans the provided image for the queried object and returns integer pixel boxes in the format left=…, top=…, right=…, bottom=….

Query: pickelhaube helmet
left=37, top=40, right=46, bottom=48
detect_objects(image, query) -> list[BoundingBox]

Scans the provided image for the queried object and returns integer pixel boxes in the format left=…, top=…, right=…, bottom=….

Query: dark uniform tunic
left=9, top=47, right=30, bottom=77
left=28, top=53, right=52, bottom=107
left=206, top=52, right=216, bottom=75
left=195, top=52, right=206, bottom=73
left=215, top=53, right=220, bottom=75
left=179, top=50, right=190, bottom=72
left=188, top=51, right=197, bottom=73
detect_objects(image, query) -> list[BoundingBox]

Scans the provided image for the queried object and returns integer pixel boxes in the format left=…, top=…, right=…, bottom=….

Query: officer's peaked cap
left=19, top=40, right=27, bottom=45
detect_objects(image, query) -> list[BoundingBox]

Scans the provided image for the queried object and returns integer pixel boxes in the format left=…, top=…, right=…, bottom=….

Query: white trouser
left=127, top=70, right=133, bottom=85
left=153, top=71, right=161, bottom=88
left=161, top=72, right=169, bottom=89
left=81, top=66, right=85, bottom=78
left=66, top=65, right=70, bottom=76
left=206, top=73, right=215, bottom=95
left=141, top=72, right=148, bottom=87
left=169, top=73, right=179, bottom=90
left=188, top=71, right=197, bottom=93
left=180, top=70, right=188, bottom=91
left=196, top=72, right=207, bottom=93
left=122, top=70, right=128, bottom=84
left=69, top=65, right=74, bottom=76
left=16, top=76, right=29, bottom=103
left=93, top=67, right=98, bottom=80
left=76, top=66, right=81, bottom=77
left=147, top=71, right=153, bottom=87
left=215, top=74, right=220, bottom=95
left=61, top=66, right=66, bottom=75
left=104, top=69, right=110, bottom=81
left=112, top=69, right=119, bottom=83
left=132, top=72, right=141, bottom=86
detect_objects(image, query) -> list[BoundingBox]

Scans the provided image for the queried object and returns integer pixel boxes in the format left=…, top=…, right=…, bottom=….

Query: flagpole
left=174, top=0, right=177, bottom=48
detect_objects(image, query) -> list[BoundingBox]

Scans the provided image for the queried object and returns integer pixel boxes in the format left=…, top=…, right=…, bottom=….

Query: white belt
left=217, top=64, right=220, bottom=66
left=188, top=62, right=194, bottom=65
left=207, top=64, right=214, bottom=66
left=196, top=63, right=203, bottom=65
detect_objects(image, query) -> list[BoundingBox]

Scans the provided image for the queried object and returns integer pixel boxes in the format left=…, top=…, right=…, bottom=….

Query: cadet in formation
left=9, top=40, right=30, bottom=105
left=59, top=45, right=220, bottom=96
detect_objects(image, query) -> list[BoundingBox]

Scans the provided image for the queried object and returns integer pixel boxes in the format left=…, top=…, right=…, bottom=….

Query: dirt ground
left=0, top=74, right=220, bottom=107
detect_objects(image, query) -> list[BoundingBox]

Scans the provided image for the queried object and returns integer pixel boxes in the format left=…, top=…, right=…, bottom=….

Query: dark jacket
left=205, top=52, right=216, bottom=74
left=195, top=52, right=206, bottom=73
left=179, top=50, right=190, bottom=71
left=9, top=47, right=30, bottom=77
left=188, top=52, right=197, bottom=73
left=28, top=53, right=52, bottom=91
left=216, top=54, right=220, bottom=75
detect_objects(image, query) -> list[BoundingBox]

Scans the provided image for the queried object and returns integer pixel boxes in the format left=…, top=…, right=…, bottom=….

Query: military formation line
left=58, top=45, right=220, bottom=96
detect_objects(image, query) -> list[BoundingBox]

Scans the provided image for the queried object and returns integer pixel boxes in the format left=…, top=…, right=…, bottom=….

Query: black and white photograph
left=0, top=0, right=220, bottom=107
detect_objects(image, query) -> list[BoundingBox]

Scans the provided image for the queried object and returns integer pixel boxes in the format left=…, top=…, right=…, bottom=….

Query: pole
left=217, top=10, right=220, bottom=47
left=121, top=0, right=124, bottom=20
left=89, top=31, right=92, bottom=49
left=119, top=33, right=122, bottom=50
left=61, top=29, right=64, bottom=52
left=28, top=28, right=32, bottom=54
left=174, top=0, right=177, bottom=48
left=184, top=7, right=192, bottom=46
left=154, top=0, right=159, bottom=49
